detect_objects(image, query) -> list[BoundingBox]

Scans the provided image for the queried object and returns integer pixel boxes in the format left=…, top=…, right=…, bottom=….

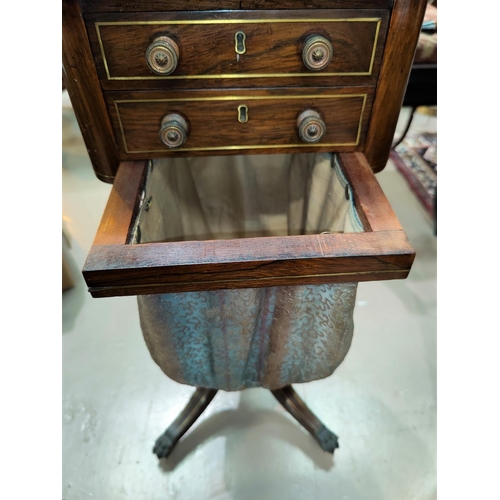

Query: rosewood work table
left=63, top=0, right=425, bottom=459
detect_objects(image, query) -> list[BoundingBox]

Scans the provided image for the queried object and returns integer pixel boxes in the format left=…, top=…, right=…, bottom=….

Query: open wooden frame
left=83, top=152, right=415, bottom=297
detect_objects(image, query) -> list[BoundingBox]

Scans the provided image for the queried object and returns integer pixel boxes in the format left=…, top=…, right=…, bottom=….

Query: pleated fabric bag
left=136, top=153, right=363, bottom=391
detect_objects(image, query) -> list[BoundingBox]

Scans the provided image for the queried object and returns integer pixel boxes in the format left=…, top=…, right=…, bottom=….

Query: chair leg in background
left=392, top=106, right=416, bottom=148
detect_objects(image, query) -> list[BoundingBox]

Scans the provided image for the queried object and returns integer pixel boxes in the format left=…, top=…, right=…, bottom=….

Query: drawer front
left=88, top=10, right=388, bottom=85
left=107, top=88, right=374, bottom=156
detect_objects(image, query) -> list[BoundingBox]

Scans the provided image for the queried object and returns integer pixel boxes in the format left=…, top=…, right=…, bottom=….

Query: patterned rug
left=390, top=133, right=437, bottom=221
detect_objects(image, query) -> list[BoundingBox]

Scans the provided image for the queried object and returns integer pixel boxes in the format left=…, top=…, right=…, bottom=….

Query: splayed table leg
left=153, top=388, right=218, bottom=459
left=271, top=385, right=339, bottom=454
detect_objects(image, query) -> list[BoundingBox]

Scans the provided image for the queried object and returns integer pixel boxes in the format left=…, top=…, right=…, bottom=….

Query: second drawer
left=106, top=88, right=374, bottom=157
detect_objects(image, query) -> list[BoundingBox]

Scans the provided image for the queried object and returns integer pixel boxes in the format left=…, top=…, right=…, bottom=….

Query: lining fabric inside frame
left=135, top=152, right=364, bottom=243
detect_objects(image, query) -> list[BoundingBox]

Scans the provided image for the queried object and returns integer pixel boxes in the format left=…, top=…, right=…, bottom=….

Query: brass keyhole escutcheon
left=235, top=31, right=246, bottom=55
left=238, top=105, right=249, bottom=123
left=159, top=113, right=189, bottom=148
left=302, top=35, right=333, bottom=71
left=297, top=110, right=326, bottom=144
left=146, top=36, right=180, bottom=75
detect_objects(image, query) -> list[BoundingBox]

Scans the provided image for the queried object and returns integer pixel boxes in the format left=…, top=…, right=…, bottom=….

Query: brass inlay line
left=368, top=19, right=381, bottom=75
left=355, top=94, right=368, bottom=146
left=95, top=18, right=382, bottom=81
left=96, top=24, right=111, bottom=80
left=125, top=144, right=359, bottom=154
left=96, top=18, right=381, bottom=26
left=90, top=269, right=412, bottom=293
left=115, top=94, right=366, bottom=103
left=114, top=101, right=130, bottom=153
left=107, top=72, right=373, bottom=80
left=113, top=94, right=367, bottom=154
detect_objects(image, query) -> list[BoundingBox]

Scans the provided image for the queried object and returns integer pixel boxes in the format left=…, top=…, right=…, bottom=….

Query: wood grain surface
left=82, top=153, right=415, bottom=296
left=80, top=0, right=392, bottom=14
left=339, top=152, right=403, bottom=231
left=105, top=87, right=374, bottom=156
left=240, top=0, right=393, bottom=8
left=92, top=161, right=148, bottom=245
left=62, top=0, right=120, bottom=182
left=81, top=0, right=240, bottom=12
left=84, top=231, right=414, bottom=296
left=87, top=10, right=388, bottom=90
left=364, top=0, right=428, bottom=172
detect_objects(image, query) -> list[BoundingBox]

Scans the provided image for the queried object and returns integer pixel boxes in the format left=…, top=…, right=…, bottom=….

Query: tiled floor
left=62, top=94, right=437, bottom=500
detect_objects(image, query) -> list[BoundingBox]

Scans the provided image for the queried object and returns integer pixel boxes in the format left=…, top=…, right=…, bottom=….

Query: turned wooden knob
left=146, top=36, right=180, bottom=75
left=302, top=35, right=333, bottom=71
left=297, top=110, right=326, bottom=143
left=159, top=113, right=189, bottom=148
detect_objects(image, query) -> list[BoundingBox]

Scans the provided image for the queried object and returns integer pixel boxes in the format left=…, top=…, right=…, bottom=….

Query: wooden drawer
left=107, top=88, right=374, bottom=158
left=65, top=0, right=429, bottom=180
left=87, top=10, right=389, bottom=90
left=83, top=152, right=415, bottom=297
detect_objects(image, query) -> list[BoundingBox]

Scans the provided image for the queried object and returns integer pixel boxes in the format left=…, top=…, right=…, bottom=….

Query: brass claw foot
left=153, top=431, right=177, bottom=459
left=153, top=387, right=217, bottom=459
left=315, top=425, right=339, bottom=454
left=271, top=385, right=339, bottom=455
